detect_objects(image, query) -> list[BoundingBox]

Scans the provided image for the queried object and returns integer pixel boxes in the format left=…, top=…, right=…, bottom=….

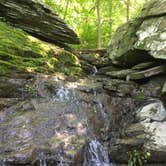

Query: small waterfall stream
left=38, top=152, right=47, bottom=166
left=83, top=140, right=115, bottom=166
left=93, top=91, right=110, bottom=130
left=1, top=159, right=7, bottom=166
left=55, top=86, right=70, bottom=101
left=92, top=66, right=98, bottom=76
left=1, top=65, right=114, bottom=166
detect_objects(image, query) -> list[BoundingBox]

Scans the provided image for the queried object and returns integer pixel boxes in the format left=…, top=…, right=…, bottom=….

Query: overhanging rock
left=0, top=0, right=80, bottom=48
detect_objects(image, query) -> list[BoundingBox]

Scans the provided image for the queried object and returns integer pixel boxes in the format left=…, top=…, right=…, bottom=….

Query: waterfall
left=55, top=86, right=70, bottom=102
left=38, top=152, right=47, bottom=166
left=92, top=66, right=98, bottom=76
left=53, top=83, right=77, bottom=103
left=93, top=90, right=109, bottom=129
left=1, top=159, right=7, bottom=166
left=83, top=140, right=115, bottom=166
left=34, top=84, right=39, bottom=99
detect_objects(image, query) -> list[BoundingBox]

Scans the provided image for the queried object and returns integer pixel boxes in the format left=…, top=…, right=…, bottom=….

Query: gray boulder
left=141, top=0, right=166, bottom=17
left=109, top=99, right=166, bottom=164
left=135, top=16, right=166, bottom=60
left=107, top=19, right=145, bottom=67
left=107, top=0, right=166, bottom=67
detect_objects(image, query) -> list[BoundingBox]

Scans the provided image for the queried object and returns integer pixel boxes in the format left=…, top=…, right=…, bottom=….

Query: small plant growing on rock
left=25, top=84, right=35, bottom=97
left=127, top=149, right=151, bottom=166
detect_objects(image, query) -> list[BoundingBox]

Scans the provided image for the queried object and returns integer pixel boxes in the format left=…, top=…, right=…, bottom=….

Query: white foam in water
left=83, top=139, right=115, bottom=166
left=54, top=86, right=70, bottom=102
left=53, top=83, right=78, bottom=103
left=57, top=157, right=64, bottom=166
left=2, top=159, right=7, bottom=166
left=56, top=86, right=69, bottom=101
left=39, top=159, right=47, bottom=166
left=92, top=66, right=98, bottom=76
left=39, top=152, right=47, bottom=166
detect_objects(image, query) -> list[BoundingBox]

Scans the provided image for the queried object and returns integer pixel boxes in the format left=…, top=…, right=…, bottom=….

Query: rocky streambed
left=0, top=0, right=166, bottom=165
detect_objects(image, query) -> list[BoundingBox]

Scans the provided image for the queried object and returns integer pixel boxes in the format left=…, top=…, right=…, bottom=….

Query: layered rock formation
left=0, top=0, right=80, bottom=48
left=0, top=72, right=120, bottom=165
left=0, top=0, right=166, bottom=165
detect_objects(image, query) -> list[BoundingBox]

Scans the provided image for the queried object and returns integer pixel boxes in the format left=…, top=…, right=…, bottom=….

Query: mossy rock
left=0, top=21, right=82, bottom=76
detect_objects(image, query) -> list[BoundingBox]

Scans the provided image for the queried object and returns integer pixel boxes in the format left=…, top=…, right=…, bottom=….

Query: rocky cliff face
left=0, top=0, right=166, bottom=166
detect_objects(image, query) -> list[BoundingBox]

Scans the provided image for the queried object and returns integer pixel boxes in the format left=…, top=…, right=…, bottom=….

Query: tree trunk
left=109, top=0, right=113, bottom=36
left=126, top=0, right=130, bottom=21
left=97, top=0, right=102, bottom=48
left=63, top=0, right=70, bottom=20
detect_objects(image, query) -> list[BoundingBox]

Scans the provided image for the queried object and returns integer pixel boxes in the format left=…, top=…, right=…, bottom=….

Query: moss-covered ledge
left=0, top=21, right=82, bottom=76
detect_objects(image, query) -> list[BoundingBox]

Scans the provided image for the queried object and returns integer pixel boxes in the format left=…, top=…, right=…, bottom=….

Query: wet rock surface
left=0, top=73, right=113, bottom=165
left=0, top=72, right=165, bottom=165
left=0, top=0, right=166, bottom=165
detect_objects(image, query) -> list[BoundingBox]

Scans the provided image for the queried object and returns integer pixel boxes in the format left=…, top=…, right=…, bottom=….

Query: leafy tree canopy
left=42, top=0, right=150, bottom=49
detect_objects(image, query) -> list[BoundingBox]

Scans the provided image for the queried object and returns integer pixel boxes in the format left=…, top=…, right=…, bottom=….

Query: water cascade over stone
left=1, top=159, right=7, bottom=166
left=83, top=140, right=115, bottom=166
left=38, top=152, right=47, bottom=166
left=55, top=85, right=70, bottom=102
left=93, top=91, right=110, bottom=130
left=92, top=66, right=98, bottom=76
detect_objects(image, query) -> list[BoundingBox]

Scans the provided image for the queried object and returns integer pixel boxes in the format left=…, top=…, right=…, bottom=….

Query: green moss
left=134, top=92, right=145, bottom=100
left=0, top=21, right=82, bottom=76
left=54, top=49, right=82, bottom=76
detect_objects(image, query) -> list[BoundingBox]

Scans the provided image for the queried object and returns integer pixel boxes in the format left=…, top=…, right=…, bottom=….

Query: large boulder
left=107, top=0, right=166, bottom=67
left=107, top=19, right=146, bottom=67
left=141, top=0, right=166, bottom=17
left=0, top=0, right=80, bottom=48
left=109, top=99, right=166, bottom=164
left=135, top=16, right=166, bottom=60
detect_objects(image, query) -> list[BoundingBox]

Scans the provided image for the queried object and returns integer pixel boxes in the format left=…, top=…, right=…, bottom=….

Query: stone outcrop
left=135, top=16, right=166, bottom=60
left=109, top=97, right=166, bottom=164
left=0, top=70, right=165, bottom=165
left=107, top=0, right=166, bottom=95
left=101, top=0, right=166, bottom=164
left=107, top=0, right=166, bottom=69
left=0, top=0, right=80, bottom=48
left=0, top=0, right=166, bottom=165
left=141, top=0, right=166, bottom=17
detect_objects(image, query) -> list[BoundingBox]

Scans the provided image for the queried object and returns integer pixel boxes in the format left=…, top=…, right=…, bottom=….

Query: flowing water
left=83, top=140, right=115, bottom=166
left=1, top=159, right=7, bottom=166
left=38, top=152, right=47, bottom=166
left=0, top=71, right=116, bottom=166
left=93, top=90, right=110, bottom=130
left=55, top=85, right=70, bottom=102
left=92, top=66, right=98, bottom=76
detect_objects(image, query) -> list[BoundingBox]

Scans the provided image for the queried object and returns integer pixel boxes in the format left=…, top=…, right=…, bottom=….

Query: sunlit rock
left=135, top=16, right=166, bottom=60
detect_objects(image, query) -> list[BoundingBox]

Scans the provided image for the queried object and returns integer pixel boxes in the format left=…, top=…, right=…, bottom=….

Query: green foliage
left=0, top=21, right=82, bottom=76
left=127, top=150, right=151, bottom=166
left=25, top=84, right=35, bottom=96
left=42, top=0, right=150, bottom=49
